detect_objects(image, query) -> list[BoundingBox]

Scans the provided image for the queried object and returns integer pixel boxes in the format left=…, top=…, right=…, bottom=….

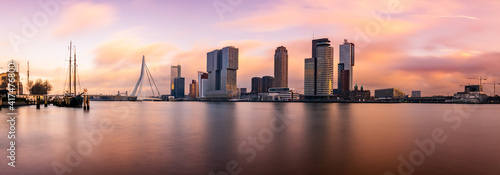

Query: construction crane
left=484, top=81, right=500, bottom=96
left=468, top=76, right=487, bottom=85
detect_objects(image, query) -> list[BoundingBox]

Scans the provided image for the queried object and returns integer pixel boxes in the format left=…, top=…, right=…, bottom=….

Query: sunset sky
left=1, top=0, right=499, bottom=96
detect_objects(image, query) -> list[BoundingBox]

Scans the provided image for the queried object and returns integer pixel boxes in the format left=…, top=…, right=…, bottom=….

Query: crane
left=484, top=81, right=500, bottom=96
left=468, top=76, right=487, bottom=85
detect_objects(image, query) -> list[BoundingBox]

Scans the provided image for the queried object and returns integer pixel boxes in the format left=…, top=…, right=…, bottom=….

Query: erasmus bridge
left=85, top=56, right=162, bottom=101
left=130, top=55, right=162, bottom=101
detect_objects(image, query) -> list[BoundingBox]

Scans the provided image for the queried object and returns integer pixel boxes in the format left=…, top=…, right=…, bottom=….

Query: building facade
left=338, top=39, right=355, bottom=91
left=171, top=65, right=181, bottom=95
left=198, top=71, right=209, bottom=98
left=274, top=46, right=288, bottom=88
left=375, top=88, right=405, bottom=100
left=304, top=58, right=315, bottom=95
left=206, top=46, right=239, bottom=99
left=411, top=91, right=421, bottom=97
left=304, top=38, right=335, bottom=97
left=251, top=77, right=263, bottom=94
left=262, top=76, right=274, bottom=93
left=189, top=80, right=198, bottom=99
left=173, top=77, right=185, bottom=99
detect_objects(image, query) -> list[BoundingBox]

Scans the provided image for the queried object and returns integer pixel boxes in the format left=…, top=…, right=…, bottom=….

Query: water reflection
left=0, top=102, right=499, bottom=175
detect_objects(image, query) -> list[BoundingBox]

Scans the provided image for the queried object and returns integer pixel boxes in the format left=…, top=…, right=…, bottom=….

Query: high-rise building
left=206, top=46, right=239, bottom=99
left=274, top=46, right=288, bottom=88
left=189, top=80, right=199, bottom=99
left=262, top=76, right=274, bottom=93
left=304, top=58, right=315, bottom=95
left=304, top=38, right=334, bottom=96
left=173, top=77, right=185, bottom=98
left=251, top=77, right=263, bottom=94
left=171, top=65, right=181, bottom=95
left=198, top=71, right=209, bottom=98
left=339, top=39, right=355, bottom=91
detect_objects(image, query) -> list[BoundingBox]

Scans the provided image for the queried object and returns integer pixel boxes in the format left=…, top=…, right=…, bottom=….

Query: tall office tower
left=339, top=39, right=355, bottom=91
left=304, top=58, right=316, bottom=95
left=315, top=41, right=334, bottom=95
left=206, top=46, right=239, bottom=98
left=173, top=77, right=185, bottom=98
left=198, top=71, right=209, bottom=98
left=171, top=65, right=181, bottom=95
left=251, top=77, right=263, bottom=94
left=189, top=80, right=199, bottom=99
left=262, top=76, right=274, bottom=93
left=304, top=38, right=334, bottom=96
left=274, top=46, right=288, bottom=88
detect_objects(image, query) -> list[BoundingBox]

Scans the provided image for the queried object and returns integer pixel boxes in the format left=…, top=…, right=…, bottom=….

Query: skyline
left=1, top=0, right=499, bottom=96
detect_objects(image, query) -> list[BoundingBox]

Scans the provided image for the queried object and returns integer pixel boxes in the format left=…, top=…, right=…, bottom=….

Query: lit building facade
left=304, top=38, right=334, bottom=97
left=206, top=46, right=239, bottom=99
left=375, top=88, right=405, bottom=100
left=171, top=65, right=181, bottom=95
left=189, top=80, right=198, bottom=99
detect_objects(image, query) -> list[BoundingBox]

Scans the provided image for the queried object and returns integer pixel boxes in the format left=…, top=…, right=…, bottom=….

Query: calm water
left=1, top=102, right=499, bottom=175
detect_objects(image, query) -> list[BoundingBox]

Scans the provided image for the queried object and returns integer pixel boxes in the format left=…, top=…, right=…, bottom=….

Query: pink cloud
left=52, top=2, right=116, bottom=37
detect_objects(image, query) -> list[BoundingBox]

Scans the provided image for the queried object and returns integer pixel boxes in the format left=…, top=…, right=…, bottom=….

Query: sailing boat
left=55, top=41, right=83, bottom=107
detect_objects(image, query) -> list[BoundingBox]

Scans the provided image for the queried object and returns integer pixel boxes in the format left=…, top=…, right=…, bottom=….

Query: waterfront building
left=262, top=76, right=274, bottom=93
left=411, top=91, right=421, bottom=98
left=173, top=77, right=185, bottom=99
left=338, top=39, right=355, bottom=91
left=258, top=87, right=299, bottom=101
left=304, top=38, right=334, bottom=98
left=251, top=77, right=263, bottom=94
left=350, top=84, right=371, bottom=101
left=198, top=71, right=209, bottom=98
left=189, top=80, right=198, bottom=99
left=274, top=46, right=288, bottom=88
left=374, top=88, right=405, bottom=100
left=0, top=71, right=23, bottom=95
left=171, top=65, right=181, bottom=95
left=206, top=46, right=239, bottom=99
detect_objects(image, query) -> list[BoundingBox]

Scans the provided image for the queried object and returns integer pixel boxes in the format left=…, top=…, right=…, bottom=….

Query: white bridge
left=131, top=56, right=162, bottom=101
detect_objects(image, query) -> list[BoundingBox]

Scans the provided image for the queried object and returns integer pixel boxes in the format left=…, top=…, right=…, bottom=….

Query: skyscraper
left=274, top=46, right=288, bottom=88
left=304, top=38, right=334, bottom=96
left=206, top=46, right=239, bottom=99
left=173, top=77, right=185, bottom=98
left=315, top=42, right=334, bottom=95
left=338, top=39, right=355, bottom=91
left=304, top=58, right=315, bottom=95
left=171, top=65, right=181, bottom=95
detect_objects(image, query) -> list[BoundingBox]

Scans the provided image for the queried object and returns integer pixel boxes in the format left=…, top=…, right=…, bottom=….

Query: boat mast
left=74, top=45, right=77, bottom=95
left=69, top=41, right=72, bottom=96
left=27, top=61, right=29, bottom=95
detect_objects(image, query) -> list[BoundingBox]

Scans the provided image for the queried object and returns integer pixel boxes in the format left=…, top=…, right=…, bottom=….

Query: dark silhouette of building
left=262, top=76, right=274, bottom=93
left=173, top=77, right=185, bottom=98
left=251, top=77, right=263, bottom=94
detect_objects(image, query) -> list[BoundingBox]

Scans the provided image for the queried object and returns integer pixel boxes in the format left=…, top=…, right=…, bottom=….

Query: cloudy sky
left=1, top=0, right=499, bottom=96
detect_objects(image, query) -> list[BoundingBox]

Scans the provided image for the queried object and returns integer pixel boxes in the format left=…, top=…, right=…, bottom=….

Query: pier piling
left=36, top=96, right=40, bottom=109
left=44, top=95, right=48, bottom=107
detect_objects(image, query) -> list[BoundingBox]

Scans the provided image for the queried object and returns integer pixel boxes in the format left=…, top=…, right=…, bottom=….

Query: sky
left=1, top=0, right=499, bottom=96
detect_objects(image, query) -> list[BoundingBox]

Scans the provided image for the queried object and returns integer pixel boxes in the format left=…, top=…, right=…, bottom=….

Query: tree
left=29, top=79, right=52, bottom=95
